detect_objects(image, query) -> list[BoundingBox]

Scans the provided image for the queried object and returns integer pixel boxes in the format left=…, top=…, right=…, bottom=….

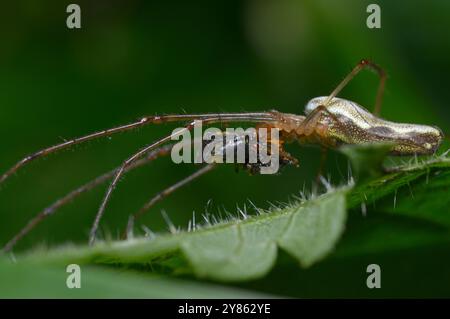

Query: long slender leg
left=301, top=59, right=388, bottom=188
left=297, top=108, right=332, bottom=190
left=323, top=59, right=387, bottom=115
left=89, top=115, right=277, bottom=245
left=0, top=113, right=276, bottom=187
left=315, top=147, right=328, bottom=185
left=125, top=164, right=216, bottom=238
left=1, top=144, right=173, bottom=253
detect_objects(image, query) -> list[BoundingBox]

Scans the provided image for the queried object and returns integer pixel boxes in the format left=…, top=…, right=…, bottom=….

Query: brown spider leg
left=89, top=115, right=278, bottom=245
left=296, top=106, right=332, bottom=189
left=1, top=144, right=174, bottom=253
left=315, top=147, right=329, bottom=185
left=0, top=112, right=276, bottom=187
left=125, top=164, right=216, bottom=239
left=323, top=59, right=386, bottom=116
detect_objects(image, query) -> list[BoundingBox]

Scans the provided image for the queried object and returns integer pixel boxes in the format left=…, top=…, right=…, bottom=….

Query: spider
left=1, top=59, right=444, bottom=252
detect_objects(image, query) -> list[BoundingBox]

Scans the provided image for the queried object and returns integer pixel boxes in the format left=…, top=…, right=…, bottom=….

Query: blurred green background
left=1, top=0, right=450, bottom=297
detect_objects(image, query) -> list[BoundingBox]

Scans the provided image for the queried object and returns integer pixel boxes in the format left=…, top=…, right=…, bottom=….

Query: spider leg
left=89, top=114, right=278, bottom=245
left=323, top=59, right=387, bottom=116
left=300, top=60, right=387, bottom=181
left=125, top=164, right=216, bottom=238
left=0, top=112, right=276, bottom=187
left=1, top=144, right=173, bottom=253
left=315, top=147, right=329, bottom=185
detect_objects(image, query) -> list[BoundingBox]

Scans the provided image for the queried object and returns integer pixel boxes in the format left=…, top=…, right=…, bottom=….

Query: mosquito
left=1, top=59, right=444, bottom=252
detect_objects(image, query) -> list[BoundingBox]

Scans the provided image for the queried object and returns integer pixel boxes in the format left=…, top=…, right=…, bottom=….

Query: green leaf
left=19, top=188, right=348, bottom=282
left=340, top=142, right=393, bottom=182
left=0, top=257, right=273, bottom=298
left=348, top=155, right=450, bottom=226
left=341, top=150, right=450, bottom=256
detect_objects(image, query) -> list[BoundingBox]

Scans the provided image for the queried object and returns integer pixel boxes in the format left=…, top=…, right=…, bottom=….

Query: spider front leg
left=0, top=112, right=275, bottom=188
left=0, top=118, right=151, bottom=187
left=124, top=126, right=298, bottom=238
left=89, top=114, right=279, bottom=245
left=2, top=144, right=174, bottom=253
left=90, top=121, right=199, bottom=245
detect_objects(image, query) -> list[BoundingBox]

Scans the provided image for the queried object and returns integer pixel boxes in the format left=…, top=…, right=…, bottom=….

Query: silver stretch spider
left=1, top=59, right=444, bottom=252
